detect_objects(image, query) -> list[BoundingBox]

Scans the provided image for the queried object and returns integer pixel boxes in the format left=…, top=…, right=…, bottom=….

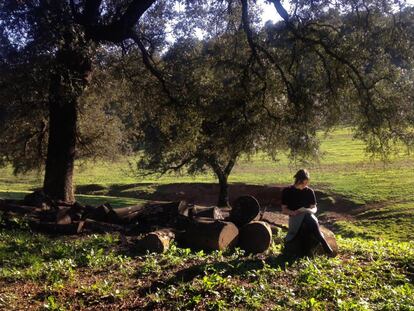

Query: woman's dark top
left=281, top=185, right=316, bottom=211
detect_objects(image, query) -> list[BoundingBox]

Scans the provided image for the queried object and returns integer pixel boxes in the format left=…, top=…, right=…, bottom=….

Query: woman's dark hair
left=294, top=169, right=310, bottom=184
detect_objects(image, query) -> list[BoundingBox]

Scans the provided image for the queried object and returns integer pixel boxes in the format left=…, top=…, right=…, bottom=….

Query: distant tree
left=243, top=0, right=414, bottom=157
left=136, top=32, right=290, bottom=206
left=134, top=1, right=414, bottom=206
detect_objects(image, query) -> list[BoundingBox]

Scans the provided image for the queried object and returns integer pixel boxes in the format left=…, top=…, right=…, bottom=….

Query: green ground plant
left=0, top=128, right=413, bottom=309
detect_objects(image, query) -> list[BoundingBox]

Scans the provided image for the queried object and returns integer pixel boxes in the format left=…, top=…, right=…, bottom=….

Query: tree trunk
left=43, top=47, right=92, bottom=203
left=217, top=174, right=229, bottom=207
left=43, top=95, right=77, bottom=203
left=209, top=158, right=236, bottom=208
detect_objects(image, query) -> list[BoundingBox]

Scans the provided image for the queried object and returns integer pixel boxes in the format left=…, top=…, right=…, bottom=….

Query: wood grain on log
left=191, top=206, right=224, bottom=220
left=181, top=219, right=239, bottom=251
left=238, top=221, right=273, bottom=254
left=137, top=229, right=176, bottom=253
left=107, top=204, right=145, bottom=223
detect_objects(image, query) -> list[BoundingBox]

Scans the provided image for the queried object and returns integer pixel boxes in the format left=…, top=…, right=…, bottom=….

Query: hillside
left=0, top=128, right=413, bottom=310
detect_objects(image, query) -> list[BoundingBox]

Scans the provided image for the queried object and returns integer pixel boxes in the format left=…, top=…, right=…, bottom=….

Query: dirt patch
left=75, top=182, right=365, bottom=227
left=21, top=181, right=371, bottom=233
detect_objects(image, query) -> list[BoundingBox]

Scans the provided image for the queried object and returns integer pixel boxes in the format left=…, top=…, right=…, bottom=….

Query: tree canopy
left=0, top=0, right=413, bottom=203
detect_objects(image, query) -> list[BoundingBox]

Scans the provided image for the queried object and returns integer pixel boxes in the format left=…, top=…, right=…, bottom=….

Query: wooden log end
left=137, top=229, right=176, bottom=253
left=238, top=221, right=273, bottom=254
left=182, top=220, right=239, bottom=251
left=217, top=222, right=239, bottom=250
left=230, top=195, right=261, bottom=227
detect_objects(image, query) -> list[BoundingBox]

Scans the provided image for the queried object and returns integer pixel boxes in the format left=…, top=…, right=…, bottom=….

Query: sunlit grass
left=1, top=127, right=413, bottom=240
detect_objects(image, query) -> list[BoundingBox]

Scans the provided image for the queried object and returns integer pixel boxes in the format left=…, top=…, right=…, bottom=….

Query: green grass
left=0, top=227, right=413, bottom=310
left=1, top=128, right=413, bottom=203
left=1, top=127, right=413, bottom=239
left=1, top=127, right=414, bottom=309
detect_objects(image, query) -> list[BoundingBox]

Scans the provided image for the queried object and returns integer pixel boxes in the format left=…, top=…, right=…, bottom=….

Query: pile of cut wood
left=1, top=191, right=338, bottom=257
left=0, top=192, right=273, bottom=254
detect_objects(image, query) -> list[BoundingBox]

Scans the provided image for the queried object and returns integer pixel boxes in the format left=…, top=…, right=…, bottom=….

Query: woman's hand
left=282, top=205, right=301, bottom=216
left=297, top=205, right=317, bottom=214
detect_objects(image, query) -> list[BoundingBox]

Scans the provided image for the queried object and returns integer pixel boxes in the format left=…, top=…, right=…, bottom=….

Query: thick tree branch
left=76, top=0, right=156, bottom=42
left=130, top=31, right=178, bottom=105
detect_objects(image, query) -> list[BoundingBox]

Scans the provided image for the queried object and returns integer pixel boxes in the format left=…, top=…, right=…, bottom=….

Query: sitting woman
left=281, top=169, right=334, bottom=255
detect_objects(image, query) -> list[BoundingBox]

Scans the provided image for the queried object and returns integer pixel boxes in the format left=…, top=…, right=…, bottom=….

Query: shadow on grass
left=136, top=253, right=296, bottom=297
left=0, top=190, right=145, bottom=208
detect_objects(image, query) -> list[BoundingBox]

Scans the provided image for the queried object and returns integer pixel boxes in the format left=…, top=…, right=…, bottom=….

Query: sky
left=169, top=0, right=414, bottom=45
left=259, top=0, right=283, bottom=24
left=258, top=0, right=414, bottom=25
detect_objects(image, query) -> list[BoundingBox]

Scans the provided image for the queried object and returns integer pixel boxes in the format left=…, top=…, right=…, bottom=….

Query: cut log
left=28, top=220, right=80, bottom=235
left=283, top=224, right=338, bottom=258
left=180, top=219, right=239, bottom=251
left=79, top=219, right=125, bottom=233
left=55, top=206, right=72, bottom=225
left=137, top=229, right=176, bottom=253
left=35, top=206, right=73, bottom=224
left=191, top=206, right=224, bottom=220
left=311, top=226, right=338, bottom=257
left=23, top=190, right=53, bottom=209
left=107, top=204, right=145, bottom=222
left=229, top=195, right=260, bottom=227
left=238, top=221, right=273, bottom=254
left=0, top=201, right=38, bottom=214
left=108, top=201, right=187, bottom=226
left=86, top=204, right=112, bottom=222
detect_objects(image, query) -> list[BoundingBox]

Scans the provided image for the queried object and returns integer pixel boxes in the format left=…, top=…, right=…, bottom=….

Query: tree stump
left=283, top=224, right=338, bottom=257
left=229, top=195, right=261, bottom=227
left=137, top=229, right=176, bottom=253
left=238, top=221, right=273, bottom=254
left=180, top=219, right=239, bottom=251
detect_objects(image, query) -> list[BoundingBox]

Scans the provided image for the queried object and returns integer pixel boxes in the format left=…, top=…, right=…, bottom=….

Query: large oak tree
left=0, top=0, right=157, bottom=202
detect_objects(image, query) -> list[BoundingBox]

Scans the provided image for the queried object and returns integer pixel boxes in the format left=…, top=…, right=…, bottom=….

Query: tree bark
left=209, top=158, right=236, bottom=207
left=217, top=173, right=230, bottom=207
left=43, top=47, right=92, bottom=203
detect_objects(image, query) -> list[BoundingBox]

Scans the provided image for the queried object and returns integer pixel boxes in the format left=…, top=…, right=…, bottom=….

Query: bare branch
left=130, top=31, right=178, bottom=105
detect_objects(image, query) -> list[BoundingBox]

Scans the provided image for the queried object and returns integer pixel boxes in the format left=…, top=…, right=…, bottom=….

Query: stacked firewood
left=0, top=192, right=273, bottom=254
left=0, top=191, right=337, bottom=257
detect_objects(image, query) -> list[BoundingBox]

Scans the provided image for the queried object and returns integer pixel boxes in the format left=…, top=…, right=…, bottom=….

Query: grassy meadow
left=1, top=127, right=413, bottom=240
left=1, top=127, right=413, bottom=310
